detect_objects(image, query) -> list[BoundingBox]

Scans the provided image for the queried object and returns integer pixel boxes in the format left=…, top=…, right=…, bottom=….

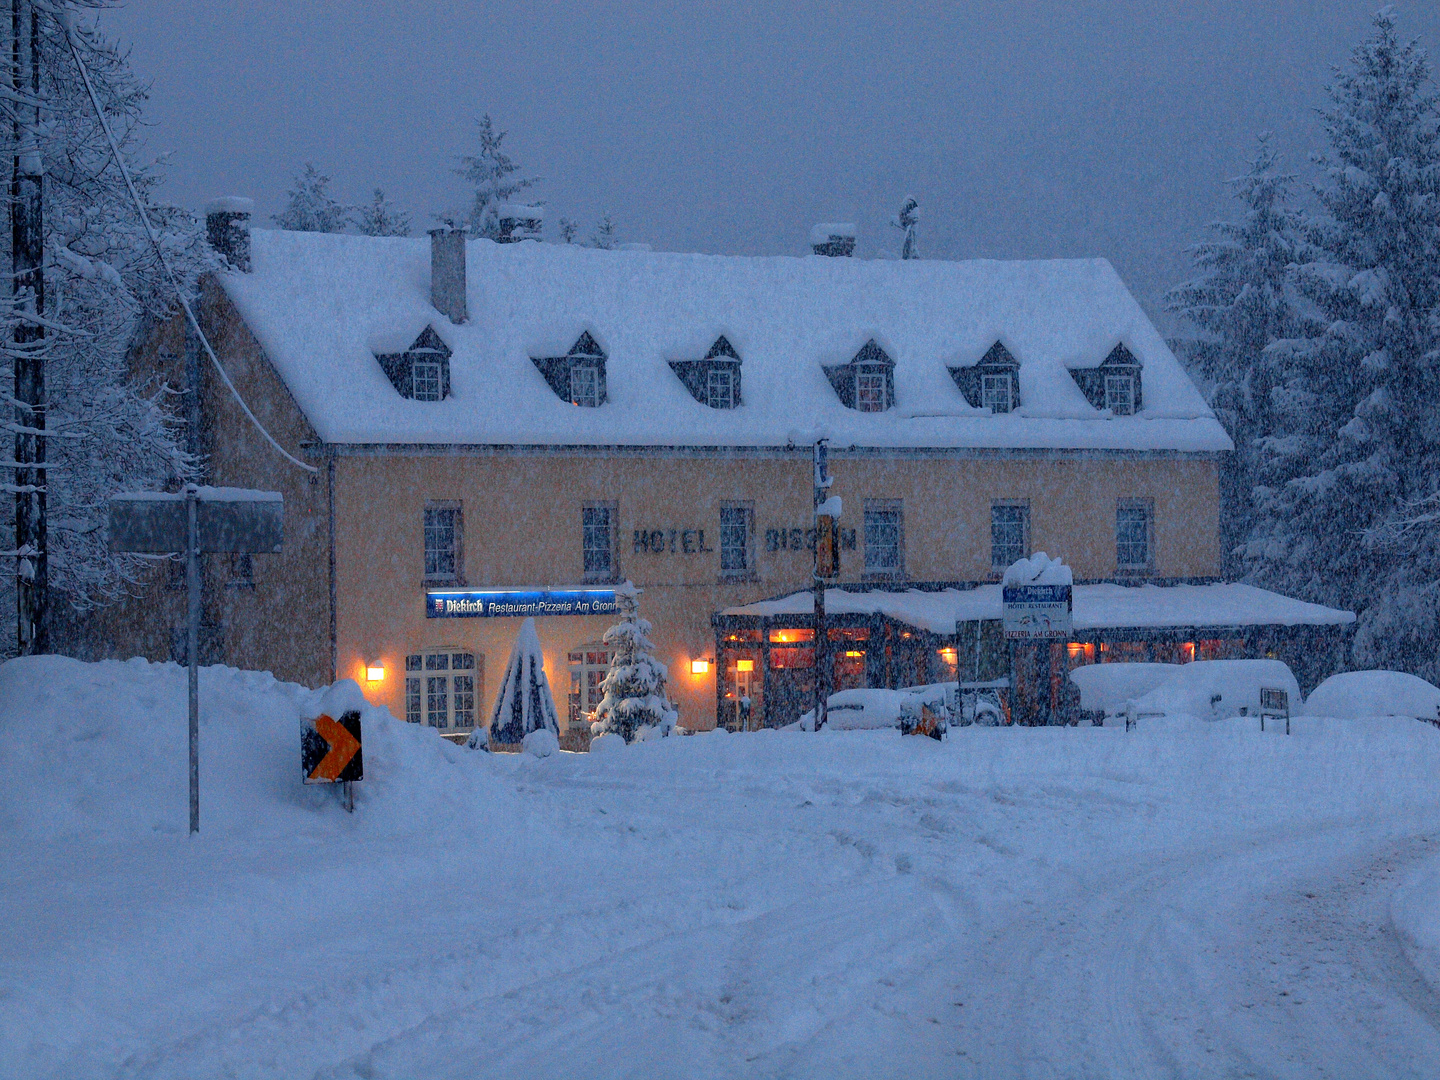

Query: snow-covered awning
left=721, top=583, right=1355, bottom=636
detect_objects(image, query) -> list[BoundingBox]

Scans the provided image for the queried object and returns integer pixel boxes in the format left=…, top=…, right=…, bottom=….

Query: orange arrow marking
left=309, top=713, right=360, bottom=781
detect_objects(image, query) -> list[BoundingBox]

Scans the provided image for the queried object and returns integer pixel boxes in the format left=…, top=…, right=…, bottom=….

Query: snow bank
left=1127, top=659, right=1301, bottom=721
left=1302, top=670, right=1440, bottom=721
left=1393, top=854, right=1440, bottom=995
left=0, top=655, right=494, bottom=839
left=1068, top=663, right=1182, bottom=713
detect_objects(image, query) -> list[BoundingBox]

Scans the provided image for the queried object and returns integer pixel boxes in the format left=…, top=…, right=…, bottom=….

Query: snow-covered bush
left=486, top=618, right=561, bottom=745
left=590, top=583, right=677, bottom=743
left=522, top=727, right=559, bottom=758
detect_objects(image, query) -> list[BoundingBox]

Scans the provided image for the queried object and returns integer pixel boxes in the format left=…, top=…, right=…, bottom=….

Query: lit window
left=1105, top=375, right=1135, bottom=415
left=568, top=642, right=614, bottom=724
left=408, top=650, right=480, bottom=728
left=1117, top=501, right=1153, bottom=571
left=583, top=504, right=615, bottom=580
left=991, top=503, right=1029, bottom=569
left=720, top=503, right=753, bottom=574
left=570, top=365, right=600, bottom=407
left=864, top=502, right=903, bottom=576
left=982, top=374, right=1013, bottom=414
left=707, top=368, right=736, bottom=409
left=423, top=502, right=460, bottom=581
left=413, top=360, right=442, bottom=401
left=856, top=369, right=887, bottom=412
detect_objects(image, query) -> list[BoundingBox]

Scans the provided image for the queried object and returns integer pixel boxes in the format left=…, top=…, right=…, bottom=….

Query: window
left=583, top=503, right=616, bottom=581
left=991, top=502, right=1030, bottom=570
left=707, top=368, right=736, bottom=409
left=423, top=502, right=461, bottom=582
left=1116, top=500, right=1154, bottom=572
left=227, top=552, right=254, bottom=588
left=406, top=650, right=481, bottom=729
left=570, top=365, right=600, bottom=407
left=568, top=643, right=614, bottom=724
left=413, top=360, right=442, bottom=402
left=719, top=502, right=754, bottom=575
left=982, top=374, right=1013, bottom=414
left=863, top=501, right=904, bottom=578
left=856, top=368, right=887, bottom=412
left=1105, top=374, right=1136, bottom=415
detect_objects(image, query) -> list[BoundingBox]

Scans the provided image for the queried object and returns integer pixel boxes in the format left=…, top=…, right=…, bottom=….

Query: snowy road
left=3, top=659, right=1440, bottom=1078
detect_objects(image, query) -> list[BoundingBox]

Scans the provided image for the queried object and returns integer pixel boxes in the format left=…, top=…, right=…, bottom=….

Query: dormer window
left=1068, top=342, right=1143, bottom=415
left=669, top=335, right=742, bottom=409
left=1105, top=374, right=1135, bottom=415
left=375, top=326, right=452, bottom=401
left=824, top=339, right=895, bottom=412
left=948, top=341, right=1019, bottom=413
left=531, top=331, right=608, bottom=407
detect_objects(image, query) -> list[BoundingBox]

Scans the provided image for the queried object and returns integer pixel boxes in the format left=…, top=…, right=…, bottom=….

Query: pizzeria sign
left=427, top=588, right=619, bottom=619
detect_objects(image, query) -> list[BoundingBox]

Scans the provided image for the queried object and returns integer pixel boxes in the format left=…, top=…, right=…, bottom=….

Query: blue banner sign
left=426, top=588, right=620, bottom=619
left=1001, top=584, right=1073, bottom=640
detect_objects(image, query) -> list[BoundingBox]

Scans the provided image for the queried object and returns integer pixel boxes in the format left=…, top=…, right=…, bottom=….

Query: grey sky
left=102, top=1, right=1440, bottom=319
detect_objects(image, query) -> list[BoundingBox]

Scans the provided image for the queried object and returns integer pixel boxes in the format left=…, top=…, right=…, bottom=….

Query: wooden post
left=12, top=0, right=46, bottom=655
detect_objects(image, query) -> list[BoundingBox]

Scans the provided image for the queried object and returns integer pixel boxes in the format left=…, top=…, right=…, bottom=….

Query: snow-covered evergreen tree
left=0, top=4, right=213, bottom=643
left=558, top=217, right=579, bottom=244
left=272, top=164, right=351, bottom=233
left=587, top=213, right=617, bottom=250
left=485, top=618, right=561, bottom=745
left=454, top=114, right=539, bottom=240
left=354, top=188, right=410, bottom=237
left=590, top=583, right=677, bottom=742
left=892, top=196, right=919, bottom=260
left=1247, top=9, right=1440, bottom=680
left=1163, top=136, right=1303, bottom=574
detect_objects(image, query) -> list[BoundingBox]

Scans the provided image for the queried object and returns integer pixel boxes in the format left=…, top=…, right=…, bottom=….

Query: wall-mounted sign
left=633, top=529, right=714, bottom=554
left=1001, top=584, right=1073, bottom=640
left=765, top=527, right=858, bottom=553
left=427, top=589, right=619, bottom=619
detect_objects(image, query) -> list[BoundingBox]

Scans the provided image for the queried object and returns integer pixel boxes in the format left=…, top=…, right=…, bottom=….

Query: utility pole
left=11, top=0, right=47, bottom=654
left=812, top=438, right=833, bottom=731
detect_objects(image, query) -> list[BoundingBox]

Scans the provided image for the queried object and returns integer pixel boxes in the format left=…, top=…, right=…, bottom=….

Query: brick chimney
left=205, top=197, right=254, bottom=272
left=810, top=223, right=856, bottom=258
left=429, top=227, right=468, bottom=324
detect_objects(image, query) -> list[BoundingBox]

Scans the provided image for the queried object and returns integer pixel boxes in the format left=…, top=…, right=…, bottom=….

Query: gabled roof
left=218, top=230, right=1231, bottom=452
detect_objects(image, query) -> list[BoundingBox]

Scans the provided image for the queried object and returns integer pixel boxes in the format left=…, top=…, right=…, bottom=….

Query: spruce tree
left=454, top=115, right=539, bottom=240
left=273, top=164, right=351, bottom=233
left=587, top=213, right=617, bottom=250
left=1163, top=136, right=1302, bottom=575
left=354, top=188, right=410, bottom=237
left=591, top=583, right=677, bottom=742
left=1248, top=9, right=1440, bottom=678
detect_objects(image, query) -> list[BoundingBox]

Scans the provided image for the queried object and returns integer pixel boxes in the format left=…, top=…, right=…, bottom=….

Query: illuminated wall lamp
left=690, top=658, right=711, bottom=675
left=365, top=662, right=385, bottom=682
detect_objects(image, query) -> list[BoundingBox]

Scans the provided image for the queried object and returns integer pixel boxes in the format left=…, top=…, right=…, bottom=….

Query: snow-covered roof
left=722, top=583, right=1355, bottom=635
left=219, top=230, right=1233, bottom=451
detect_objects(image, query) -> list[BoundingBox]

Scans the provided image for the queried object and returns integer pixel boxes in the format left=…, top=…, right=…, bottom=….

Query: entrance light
left=736, top=659, right=755, bottom=672
left=365, top=662, right=385, bottom=682
left=690, top=658, right=711, bottom=675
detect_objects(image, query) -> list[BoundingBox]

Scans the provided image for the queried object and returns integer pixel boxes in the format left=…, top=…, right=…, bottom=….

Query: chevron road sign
left=303, top=709, right=363, bottom=785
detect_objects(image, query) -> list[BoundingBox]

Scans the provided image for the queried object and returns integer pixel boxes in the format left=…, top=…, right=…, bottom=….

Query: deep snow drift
left=3, top=655, right=1440, bottom=1079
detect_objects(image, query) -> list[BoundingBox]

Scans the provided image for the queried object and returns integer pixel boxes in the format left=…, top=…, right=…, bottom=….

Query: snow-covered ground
left=3, top=656, right=1440, bottom=1078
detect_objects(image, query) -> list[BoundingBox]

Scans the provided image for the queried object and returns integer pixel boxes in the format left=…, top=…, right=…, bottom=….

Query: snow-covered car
left=1301, top=670, right=1440, bottom=722
left=1071, top=659, right=1301, bottom=725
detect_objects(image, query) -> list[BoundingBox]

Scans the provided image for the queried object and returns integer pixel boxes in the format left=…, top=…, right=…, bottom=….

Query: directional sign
left=302, top=709, right=363, bottom=784
left=1002, top=584, right=1073, bottom=640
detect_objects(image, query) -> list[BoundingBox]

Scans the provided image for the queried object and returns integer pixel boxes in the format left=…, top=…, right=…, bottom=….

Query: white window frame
left=856, top=367, right=887, bottom=413
left=719, top=501, right=754, bottom=577
left=570, top=364, right=600, bottom=407
left=1116, top=499, right=1154, bottom=572
left=567, top=642, right=615, bottom=724
left=423, top=501, right=462, bottom=582
left=981, top=373, right=1013, bottom=414
left=582, top=502, right=617, bottom=581
left=413, top=360, right=442, bottom=401
left=990, top=501, right=1030, bottom=570
left=1105, top=374, right=1136, bottom=415
left=863, top=500, right=904, bottom=578
left=707, top=367, right=736, bottom=409
left=406, top=650, right=480, bottom=729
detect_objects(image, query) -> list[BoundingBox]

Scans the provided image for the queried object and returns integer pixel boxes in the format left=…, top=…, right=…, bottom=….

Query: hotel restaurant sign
left=427, top=588, right=619, bottom=619
left=1001, top=584, right=1073, bottom=640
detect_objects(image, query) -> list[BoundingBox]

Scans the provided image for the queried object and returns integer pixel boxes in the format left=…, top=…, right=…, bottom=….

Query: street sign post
left=108, top=485, right=283, bottom=833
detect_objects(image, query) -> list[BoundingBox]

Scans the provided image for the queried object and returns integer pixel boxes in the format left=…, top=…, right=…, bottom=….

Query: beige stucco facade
left=82, top=274, right=1220, bottom=734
